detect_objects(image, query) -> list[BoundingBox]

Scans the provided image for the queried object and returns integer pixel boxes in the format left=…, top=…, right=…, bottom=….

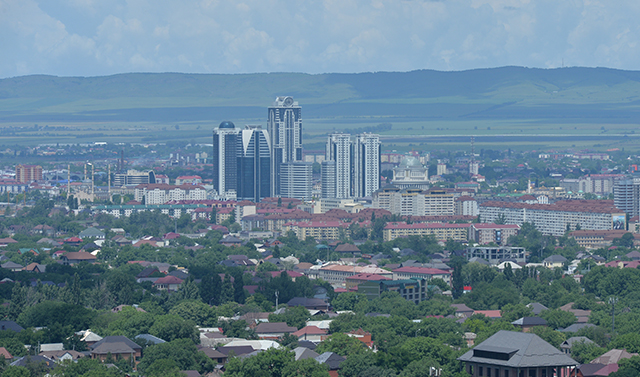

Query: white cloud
left=1, top=0, right=640, bottom=77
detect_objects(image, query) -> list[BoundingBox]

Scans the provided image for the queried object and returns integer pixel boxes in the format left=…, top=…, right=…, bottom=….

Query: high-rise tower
left=326, top=133, right=353, bottom=198
left=268, top=96, right=302, bottom=196
left=353, top=133, right=381, bottom=198
left=213, top=121, right=239, bottom=196
left=237, top=125, right=271, bottom=202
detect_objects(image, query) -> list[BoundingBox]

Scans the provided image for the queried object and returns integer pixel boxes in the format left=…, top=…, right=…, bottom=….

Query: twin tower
left=213, top=96, right=381, bottom=202
left=213, top=96, right=306, bottom=202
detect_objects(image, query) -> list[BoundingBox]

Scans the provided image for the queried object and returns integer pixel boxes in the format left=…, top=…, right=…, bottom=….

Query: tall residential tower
left=268, top=96, right=302, bottom=196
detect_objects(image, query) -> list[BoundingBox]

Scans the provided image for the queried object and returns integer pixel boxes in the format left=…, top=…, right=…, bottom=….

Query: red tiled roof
left=153, top=276, right=184, bottom=285
left=345, top=273, right=391, bottom=281
left=293, top=326, right=327, bottom=337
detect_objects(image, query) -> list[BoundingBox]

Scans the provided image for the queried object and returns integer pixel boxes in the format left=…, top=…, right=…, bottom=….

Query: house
left=32, top=224, right=55, bottom=236
left=23, top=263, right=46, bottom=273
left=61, top=252, right=97, bottom=265
left=0, top=347, right=12, bottom=360
left=153, top=276, right=183, bottom=291
left=18, top=248, right=40, bottom=256
left=90, top=336, right=142, bottom=363
left=78, top=227, right=105, bottom=239
left=0, top=238, right=18, bottom=247
left=560, top=337, right=595, bottom=355
left=254, top=322, right=297, bottom=340
left=315, top=352, right=346, bottom=377
left=39, top=350, right=85, bottom=362
left=10, top=355, right=56, bottom=370
left=559, top=303, right=591, bottom=324
left=457, top=330, right=578, bottom=377
left=134, top=334, right=166, bottom=345
left=293, top=347, right=319, bottom=361
left=76, top=330, right=103, bottom=347
left=293, top=326, right=327, bottom=342
left=452, top=304, right=475, bottom=319
left=334, top=243, right=361, bottom=254
left=511, top=317, right=548, bottom=332
left=527, top=302, right=548, bottom=316
left=1, top=262, right=24, bottom=272
left=198, top=347, right=228, bottom=364
left=543, top=255, right=568, bottom=269
left=346, top=328, right=374, bottom=348
left=287, top=297, right=330, bottom=311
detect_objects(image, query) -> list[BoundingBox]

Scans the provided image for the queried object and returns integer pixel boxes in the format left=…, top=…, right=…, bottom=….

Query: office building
left=15, top=165, right=43, bottom=183
left=213, top=121, right=239, bottom=196
left=237, top=125, right=271, bottom=202
left=353, top=133, right=381, bottom=197
left=280, top=162, right=312, bottom=201
left=113, top=170, right=156, bottom=187
left=268, top=96, right=302, bottom=196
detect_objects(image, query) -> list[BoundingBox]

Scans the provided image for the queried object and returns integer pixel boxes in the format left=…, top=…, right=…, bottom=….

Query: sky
left=1, top=0, right=640, bottom=78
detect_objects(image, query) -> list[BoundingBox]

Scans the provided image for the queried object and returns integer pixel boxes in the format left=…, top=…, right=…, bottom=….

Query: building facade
left=392, top=157, right=429, bottom=190
left=353, top=133, right=381, bottom=197
left=321, top=161, right=336, bottom=199
left=326, top=133, right=352, bottom=198
left=280, top=162, right=312, bottom=201
left=614, top=178, right=640, bottom=217
left=237, top=125, right=271, bottom=202
left=465, top=246, right=528, bottom=265
left=15, top=165, right=43, bottom=183
left=268, top=96, right=302, bottom=196
left=213, top=121, right=239, bottom=196
left=113, top=170, right=156, bottom=187
left=479, top=200, right=626, bottom=236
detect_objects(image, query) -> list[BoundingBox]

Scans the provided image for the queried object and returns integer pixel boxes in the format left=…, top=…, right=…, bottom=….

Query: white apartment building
left=479, top=200, right=626, bottom=236
left=134, top=184, right=207, bottom=205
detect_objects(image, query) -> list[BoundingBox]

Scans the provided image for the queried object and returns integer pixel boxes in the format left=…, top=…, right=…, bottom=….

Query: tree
left=268, top=306, right=310, bottom=330
left=168, top=300, right=217, bottom=327
left=332, top=292, right=368, bottom=311
left=200, top=274, right=222, bottom=306
left=450, top=256, right=466, bottom=299
left=540, top=309, right=577, bottom=330
left=148, top=315, right=199, bottom=343
left=2, top=366, right=30, bottom=377
left=137, top=339, right=214, bottom=375
left=224, top=347, right=295, bottom=377
left=221, top=274, right=235, bottom=304
left=315, top=333, right=368, bottom=357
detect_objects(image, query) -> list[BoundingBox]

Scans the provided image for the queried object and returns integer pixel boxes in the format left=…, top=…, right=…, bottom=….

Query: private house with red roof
left=63, top=236, right=82, bottom=245
left=153, top=276, right=183, bottom=292
left=392, top=266, right=452, bottom=284
left=175, top=175, right=202, bottom=185
left=293, top=326, right=327, bottom=342
left=346, top=328, right=374, bottom=348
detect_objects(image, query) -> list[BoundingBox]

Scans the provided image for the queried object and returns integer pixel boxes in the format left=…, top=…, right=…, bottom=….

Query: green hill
left=1, top=67, right=640, bottom=149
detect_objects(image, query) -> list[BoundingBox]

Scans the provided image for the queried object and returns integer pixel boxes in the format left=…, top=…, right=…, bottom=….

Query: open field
left=2, top=67, right=640, bottom=151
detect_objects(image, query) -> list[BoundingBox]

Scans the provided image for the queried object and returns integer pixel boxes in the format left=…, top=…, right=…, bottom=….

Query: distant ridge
left=2, top=67, right=640, bottom=124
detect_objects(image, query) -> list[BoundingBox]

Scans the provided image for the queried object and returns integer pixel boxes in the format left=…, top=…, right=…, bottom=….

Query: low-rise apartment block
left=383, top=222, right=470, bottom=242
left=134, top=184, right=207, bottom=204
left=469, top=223, right=520, bottom=245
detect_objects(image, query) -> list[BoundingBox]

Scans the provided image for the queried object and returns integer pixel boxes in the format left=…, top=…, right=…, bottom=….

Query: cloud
left=1, top=0, right=640, bottom=77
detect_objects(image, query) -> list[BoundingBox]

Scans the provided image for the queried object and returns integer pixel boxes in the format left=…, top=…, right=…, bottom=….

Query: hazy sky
left=1, top=0, right=639, bottom=78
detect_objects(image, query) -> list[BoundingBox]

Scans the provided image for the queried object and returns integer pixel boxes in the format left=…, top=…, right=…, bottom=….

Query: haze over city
left=2, top=0, right=640, bottom=77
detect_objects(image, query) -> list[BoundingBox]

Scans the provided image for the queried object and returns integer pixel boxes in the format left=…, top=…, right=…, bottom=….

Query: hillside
left=1, top=67, right=640, bottom=149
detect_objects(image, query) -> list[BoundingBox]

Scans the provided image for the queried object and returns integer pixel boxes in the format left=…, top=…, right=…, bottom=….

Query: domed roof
left=218, top=121, right=236, bottom=129
left=399, top=156, right=423, bottom=168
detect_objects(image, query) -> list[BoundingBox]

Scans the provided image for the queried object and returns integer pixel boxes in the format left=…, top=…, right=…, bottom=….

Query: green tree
left=148, top=315, right=199, bottom=343
left=540, top=309, right=577, bottom=330
left=315, top=333, right=368, bottom=357
left=137, top=339, right=214, bottom=375
left=168, top=300, right=217, bottom=327
left=2, top=366, right=30, bottom=377
left=268, top=306, right=310, bottom=330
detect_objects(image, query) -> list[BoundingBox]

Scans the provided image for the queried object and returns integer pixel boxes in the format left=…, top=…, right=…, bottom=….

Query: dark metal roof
left=457, top=330, right=578, bottom=368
